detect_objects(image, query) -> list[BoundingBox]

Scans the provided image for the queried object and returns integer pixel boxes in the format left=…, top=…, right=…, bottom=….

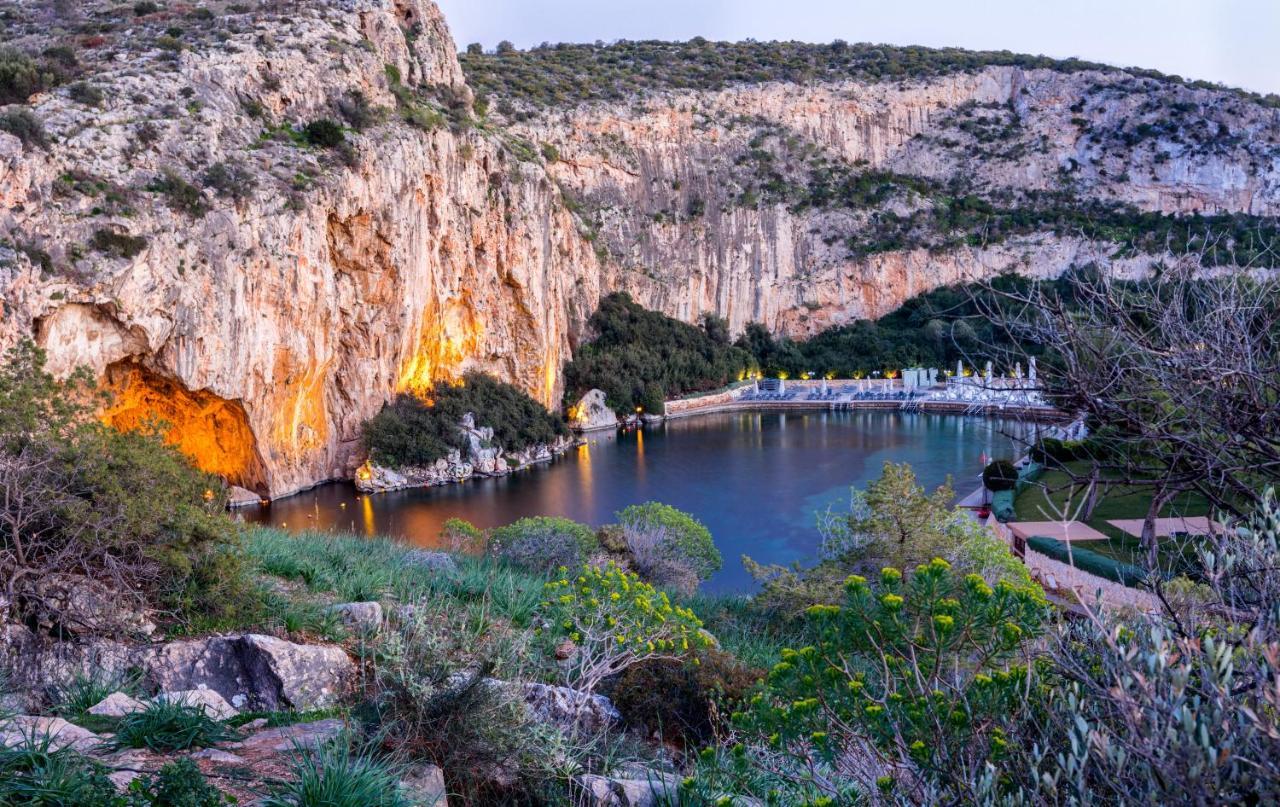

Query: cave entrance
left=99, top=362, right=269, bottom=494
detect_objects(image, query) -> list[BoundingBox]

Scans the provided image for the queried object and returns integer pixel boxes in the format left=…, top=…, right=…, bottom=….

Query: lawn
left=1013, top=460, right=1212, bottom=572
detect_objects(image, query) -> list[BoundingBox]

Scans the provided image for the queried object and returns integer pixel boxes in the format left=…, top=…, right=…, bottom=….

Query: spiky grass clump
left=113, top=700, right=238, bottom=752
left=260, top=739, right=409, bottom=807
left=0, top=730, right=118, bottom=806
left=48, top=670, right=140, bottom=723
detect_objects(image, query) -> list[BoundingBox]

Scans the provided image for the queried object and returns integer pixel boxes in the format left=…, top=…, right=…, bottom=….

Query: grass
left=260, top=736, right=409, bottom=807
left=247, top=527, right=550, bottom=624
left=48, top=670, right=140, bottom=726
left=1013, top=460, right=1212, bottom=571
left=114, top=701, right=239, bottom=752
left=0, top=730, right=119, bottom=806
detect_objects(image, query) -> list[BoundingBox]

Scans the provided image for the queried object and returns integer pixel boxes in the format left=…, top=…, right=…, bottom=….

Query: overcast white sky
left=436, top=0, right=1280, bottom=95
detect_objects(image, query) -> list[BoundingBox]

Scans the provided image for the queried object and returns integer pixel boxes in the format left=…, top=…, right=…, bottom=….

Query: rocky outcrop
left=17, top=573, right=156, bottom=640
left=2, top=0, right=1274, bottom=497
left=356, top=411, right=578, bottom=492
left=570, top=389, right=620, bottom=432
left=138, top=633, right=354, bottom=711
left=497, top=680, right=623, bottom=736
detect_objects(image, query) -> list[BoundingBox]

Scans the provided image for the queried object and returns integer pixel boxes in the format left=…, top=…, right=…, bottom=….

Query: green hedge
left=991, top=489, right=1016, bottom=523
left=1014, top=462, right=1044, bottom=496
left=1025, top=535, right=1150, bottom=587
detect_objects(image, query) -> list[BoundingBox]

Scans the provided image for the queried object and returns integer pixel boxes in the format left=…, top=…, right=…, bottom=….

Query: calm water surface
left=247, top=411, right=1035, bottom=590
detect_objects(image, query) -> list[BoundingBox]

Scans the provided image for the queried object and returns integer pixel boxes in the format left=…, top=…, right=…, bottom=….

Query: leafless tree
left=968, top=234, right=1280, bottom=559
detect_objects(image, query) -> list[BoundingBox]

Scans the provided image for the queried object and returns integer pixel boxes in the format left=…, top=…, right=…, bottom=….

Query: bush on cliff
left=564, top=292, right=753, bottom=412
left=0, top=340, right=247, bottom=628
left=362, top=373, right=568, bottom=469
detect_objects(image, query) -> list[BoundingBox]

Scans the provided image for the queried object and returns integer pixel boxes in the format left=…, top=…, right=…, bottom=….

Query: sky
left=435, top=0, right=1280, bottom=96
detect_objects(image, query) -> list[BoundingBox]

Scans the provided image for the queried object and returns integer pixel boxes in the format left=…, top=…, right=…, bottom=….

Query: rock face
left=570, top=389, right=620, bottom=432
left=1, top=0, right=601, bottom=498
left=2, top=1, right=1275, bottom=496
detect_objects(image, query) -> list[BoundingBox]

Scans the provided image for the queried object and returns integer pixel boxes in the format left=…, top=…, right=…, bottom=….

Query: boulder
left=155, top=687, right=239, bottom=720
left=403, top=550, right=458, bottom=574
left=402, top=761, right=449, bottom=806
left=239, top=634, right=353, bottom=710
left=227, top=485, right=262, bottom=508
left=139, top=634, right=354, bottom=712
left=19, top=574, right=155, bottom=638
left=356, top=461, right=409, bottom=493
left=495, top=680, right=621, bottom=735
left=87, top=691, right=147, bottom=717
left=0, top=715, right=101, bottom=753
left=327, top=601, right=383, bottom=633
left=571, top=389, right=619, bottom=432
left=575, top=772, right=678, bottom=806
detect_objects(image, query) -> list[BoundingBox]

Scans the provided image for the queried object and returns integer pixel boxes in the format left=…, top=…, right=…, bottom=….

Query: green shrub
left=303, top=118, right=345, bottom=148
left=539, top=562, right=712, bottom=697
left=127, top=757, right=232, bottom=806
left=134, top=1, right=162, bottom=15
left=983, top=459, right=1020, bottom=492
left=114, top=701, right=238, bottom=752
left=261, top=738, right=408, bottom=807
left=611, top=648, right=759, bottom=747
left=201, top=161, right=256, bottom=202
left=369, top=604, right=544, bottom=801
left=67, top=81, right=104, bottom=107
left=363, top=373, right=567, bottom=469
left=148, top=169, right=210, bottom=217
left=489, top=516, right=597, bottom=573
left=0, top=47, right=66, bottom=105
left=90, top=228, right=148, bottom=258
left=1025, top=535, right=1151, bottom=586
left=439, top=517, right=485, bottom=553
left=710, top=559, right=1047, bottom=802
left=0, top=108, right=47, bottom=149
left=564, top=292, right=754, bottom=412
left=617, top=501, right=722, bottom=587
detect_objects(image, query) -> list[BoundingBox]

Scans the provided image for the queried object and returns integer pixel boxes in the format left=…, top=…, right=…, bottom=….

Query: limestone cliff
left=1, top=1, right=1276, bottom=495
left=0, top=0, right=601, bottom=496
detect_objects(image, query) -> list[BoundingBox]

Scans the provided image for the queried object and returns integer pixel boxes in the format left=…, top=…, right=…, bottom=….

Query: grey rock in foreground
left=139, top=633, right=353, bottom=712
left=86, top=691, right=147, bottom=717
left=327, top=601, right=384, bottom=633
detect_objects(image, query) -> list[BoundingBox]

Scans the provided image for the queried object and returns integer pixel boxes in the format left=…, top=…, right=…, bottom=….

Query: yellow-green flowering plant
left=538, top=562, right=712, bottom=698
left=712, top=558, right=1047, bottom=804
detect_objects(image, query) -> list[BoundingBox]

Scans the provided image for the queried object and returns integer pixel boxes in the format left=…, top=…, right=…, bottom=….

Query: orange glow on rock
left=100, top=363, right=268, bottom=491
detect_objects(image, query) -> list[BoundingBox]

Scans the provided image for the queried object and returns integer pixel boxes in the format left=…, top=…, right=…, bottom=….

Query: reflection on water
left=246, top=411, right=1037, bottom=590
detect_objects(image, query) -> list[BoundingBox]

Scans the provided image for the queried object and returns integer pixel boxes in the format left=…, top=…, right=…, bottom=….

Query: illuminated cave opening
left=99, top=362, right=269, bottom=494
